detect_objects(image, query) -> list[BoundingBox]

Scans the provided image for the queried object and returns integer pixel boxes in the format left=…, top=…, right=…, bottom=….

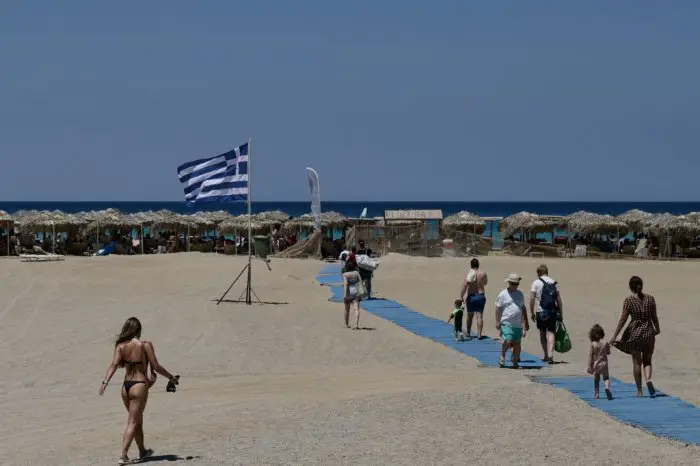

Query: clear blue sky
left=1, top=1, right=699, bottom=202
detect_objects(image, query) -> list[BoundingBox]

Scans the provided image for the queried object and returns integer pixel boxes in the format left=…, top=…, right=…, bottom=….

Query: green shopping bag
left=555, top=321, right=572, bottom=353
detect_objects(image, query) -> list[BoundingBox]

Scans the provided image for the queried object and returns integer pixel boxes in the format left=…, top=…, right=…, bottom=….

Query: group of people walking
left=452, top=259, right=660, bottom=398
left=99, top=255, right=661, bottom=463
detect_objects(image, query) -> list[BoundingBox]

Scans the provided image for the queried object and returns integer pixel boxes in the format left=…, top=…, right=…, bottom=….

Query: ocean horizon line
left=3, top=200, right=700, bottom=205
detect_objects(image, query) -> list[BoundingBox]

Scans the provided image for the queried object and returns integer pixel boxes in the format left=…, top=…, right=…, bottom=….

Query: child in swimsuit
left=448, top=299, right=465, bottom=341
left=588, top=324, right=612, bottom=400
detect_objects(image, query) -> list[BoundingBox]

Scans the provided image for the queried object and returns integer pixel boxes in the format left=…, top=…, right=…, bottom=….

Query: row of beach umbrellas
left=0, top=209, right=351, bottom=235
left=3, top=208, right=700, bottom=238
left=441, top=209, right=700, bottom=237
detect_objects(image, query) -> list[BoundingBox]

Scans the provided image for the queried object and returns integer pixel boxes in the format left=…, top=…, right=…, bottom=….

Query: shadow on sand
left=140, top=454, right=202, bottom=463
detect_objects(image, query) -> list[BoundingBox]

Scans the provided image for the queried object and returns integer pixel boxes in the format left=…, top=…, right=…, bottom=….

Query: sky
left=1, top=1, right=699, bottom=202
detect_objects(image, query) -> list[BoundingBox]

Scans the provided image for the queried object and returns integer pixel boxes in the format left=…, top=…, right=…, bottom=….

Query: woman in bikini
left=99, top=317, right=179, bottom=464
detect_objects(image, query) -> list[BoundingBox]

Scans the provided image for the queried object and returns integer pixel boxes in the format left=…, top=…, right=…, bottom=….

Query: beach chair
left=20, top=246, right=65, bottom=262
left=574, top=245, right=587, bottom=258
left=635, top=239, right=648, bottom=259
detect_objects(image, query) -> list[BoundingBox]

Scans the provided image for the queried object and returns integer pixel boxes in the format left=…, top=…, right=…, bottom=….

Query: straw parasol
left=443, top=211, right=484, bottom=227
left=192, top=210, right=234, bottom=225
left=280, top=211, right=348, bottom=234
left=564, top=211, right=629, bottom=235
left=500, top=211, right=561, bottom=237
left=643, top=213, right=700, bottom=236
left=254, top=210, right=290, bottom=225
left=218, top=215, right=266, bottom=234
left=616, top=209, right=652, bottom=232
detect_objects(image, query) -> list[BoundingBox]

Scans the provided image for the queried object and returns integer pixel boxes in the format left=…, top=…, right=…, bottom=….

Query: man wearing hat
left=495, top=273, right=529, bottom=368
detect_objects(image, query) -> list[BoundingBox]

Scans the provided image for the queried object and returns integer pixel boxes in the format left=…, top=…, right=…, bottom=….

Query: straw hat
left=505, top=273, right=522, bottom=284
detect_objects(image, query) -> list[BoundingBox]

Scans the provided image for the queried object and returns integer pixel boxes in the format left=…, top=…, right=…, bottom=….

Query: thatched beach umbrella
left=500, top=211, right=541, bottom=237
left=219, top=215, right=266, bottom=235
left=443, top=211, right=486, bottom=234
left=281, top=211, right=348, bottom=234
left=644, top=213, right=700, bottom=236
left=192, top=210, right=234, bottom=225
left=616, top=209, right=652, bottom=232
left=320, top=211, right=348, bottom=228
left=564, top=211, right=629, bottom=236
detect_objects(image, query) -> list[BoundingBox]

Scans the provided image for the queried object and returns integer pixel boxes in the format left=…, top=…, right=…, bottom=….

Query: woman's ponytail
left=629, top=276, right=644, bottom=299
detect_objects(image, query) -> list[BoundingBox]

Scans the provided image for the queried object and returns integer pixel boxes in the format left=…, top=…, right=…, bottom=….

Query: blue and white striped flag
left=177, top=143, right=249, bottom=205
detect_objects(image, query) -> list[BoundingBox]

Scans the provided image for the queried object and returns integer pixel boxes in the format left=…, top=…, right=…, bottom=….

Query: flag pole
left=215, top=137, right=266, bottom=306
left=245, top=136, right=253, bottom=304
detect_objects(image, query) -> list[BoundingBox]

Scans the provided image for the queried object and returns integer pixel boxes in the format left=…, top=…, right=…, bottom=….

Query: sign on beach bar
left=384, top=209, right=443, bottom=224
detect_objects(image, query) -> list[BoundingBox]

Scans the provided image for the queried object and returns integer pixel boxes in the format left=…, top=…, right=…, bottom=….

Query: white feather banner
left=305, top=167, right=322, bottom=233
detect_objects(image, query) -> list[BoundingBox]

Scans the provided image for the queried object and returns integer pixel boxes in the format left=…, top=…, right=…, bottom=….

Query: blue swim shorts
left=466, top=293, right=486, bottom=313
left=501, top=325, right=523, bottom=342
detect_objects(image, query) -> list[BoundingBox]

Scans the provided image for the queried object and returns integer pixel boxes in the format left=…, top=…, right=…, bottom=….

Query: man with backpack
left=356, top=240, right=373, bottom=299
left=529, top=264, right=563, bottom=364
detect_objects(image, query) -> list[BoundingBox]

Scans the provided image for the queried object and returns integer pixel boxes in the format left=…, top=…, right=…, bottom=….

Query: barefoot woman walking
left=610, top=276, right=660, bottom=397
left=99, top=317, right=179, bottom=464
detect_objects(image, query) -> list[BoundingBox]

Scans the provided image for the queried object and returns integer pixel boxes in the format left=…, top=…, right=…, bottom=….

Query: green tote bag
left=555, top=321, right=572, bottom=354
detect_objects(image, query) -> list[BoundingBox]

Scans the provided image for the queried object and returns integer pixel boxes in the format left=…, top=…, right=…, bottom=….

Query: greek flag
left=177, top=143, right=249, bottom=205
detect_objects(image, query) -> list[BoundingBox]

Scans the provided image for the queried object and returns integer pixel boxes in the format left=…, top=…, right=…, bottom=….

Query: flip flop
left=139, top=449, right=153, bottom=460
left=605, top=388, right=613, bottom=400
left=118, top=457, right=131, bottom=465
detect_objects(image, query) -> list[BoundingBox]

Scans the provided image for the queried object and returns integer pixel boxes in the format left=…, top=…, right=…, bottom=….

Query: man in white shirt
left=495, top=273, right=529, bottom=368
left=529, top=264, right=563, bottom=364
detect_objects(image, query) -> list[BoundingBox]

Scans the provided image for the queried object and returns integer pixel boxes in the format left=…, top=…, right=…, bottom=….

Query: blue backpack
left=539, top=278, right=559, bottom=318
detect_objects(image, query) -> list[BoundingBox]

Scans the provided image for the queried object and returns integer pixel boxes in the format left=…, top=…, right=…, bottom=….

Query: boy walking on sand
left=448, top=299, right=465, bottom=341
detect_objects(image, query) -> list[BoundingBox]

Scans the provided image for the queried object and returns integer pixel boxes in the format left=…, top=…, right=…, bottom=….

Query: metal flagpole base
left=215, top=261, right=264, bottom=306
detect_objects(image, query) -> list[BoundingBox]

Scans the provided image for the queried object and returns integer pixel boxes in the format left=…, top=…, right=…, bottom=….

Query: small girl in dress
left=588, top=324, right=612, bottom=400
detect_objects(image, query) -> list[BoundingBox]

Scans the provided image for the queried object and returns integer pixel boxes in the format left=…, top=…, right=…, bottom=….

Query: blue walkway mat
left=316, top=274, right=343, bottom=286
left=315, top=265, right=700, bottom=444
left=323, top=283, right=543, bottom=369
left=319, top=262, right=342, bottom=275
left=532, top=376, right=700, bottom=445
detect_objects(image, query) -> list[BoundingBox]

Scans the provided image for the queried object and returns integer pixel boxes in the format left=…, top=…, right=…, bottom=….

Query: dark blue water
left=3, top=201, right=700, bottom=217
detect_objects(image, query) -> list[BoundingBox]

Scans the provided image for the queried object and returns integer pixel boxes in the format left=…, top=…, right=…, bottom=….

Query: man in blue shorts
left=459, top=258, right=488, bottom=339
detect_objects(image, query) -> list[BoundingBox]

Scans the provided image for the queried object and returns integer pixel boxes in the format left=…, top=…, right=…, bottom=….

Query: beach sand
left=1, top=254, right=699, bottom=465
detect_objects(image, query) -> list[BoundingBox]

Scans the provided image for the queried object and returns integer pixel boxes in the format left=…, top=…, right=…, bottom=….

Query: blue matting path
left=319, top=263, right=342, bottom=275
left=316, top=263, right=700, bottom=445
left=316, top=262, right=542, bottom=369
left=532, top=376, right=700, bottom=445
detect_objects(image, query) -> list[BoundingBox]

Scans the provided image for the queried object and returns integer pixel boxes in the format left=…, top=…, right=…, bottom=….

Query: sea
left=3, top=201, right=700, bottom=218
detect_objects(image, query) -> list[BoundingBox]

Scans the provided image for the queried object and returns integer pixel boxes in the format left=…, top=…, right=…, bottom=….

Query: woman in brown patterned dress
left=610, top=276, right=661, bottom=396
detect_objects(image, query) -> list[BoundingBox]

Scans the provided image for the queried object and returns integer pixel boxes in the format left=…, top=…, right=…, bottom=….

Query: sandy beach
left=1, top=254, right=699, bottom=465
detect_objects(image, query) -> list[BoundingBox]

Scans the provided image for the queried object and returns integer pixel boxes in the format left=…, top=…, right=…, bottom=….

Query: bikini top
left=123, top=339, right=146, bottom=369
